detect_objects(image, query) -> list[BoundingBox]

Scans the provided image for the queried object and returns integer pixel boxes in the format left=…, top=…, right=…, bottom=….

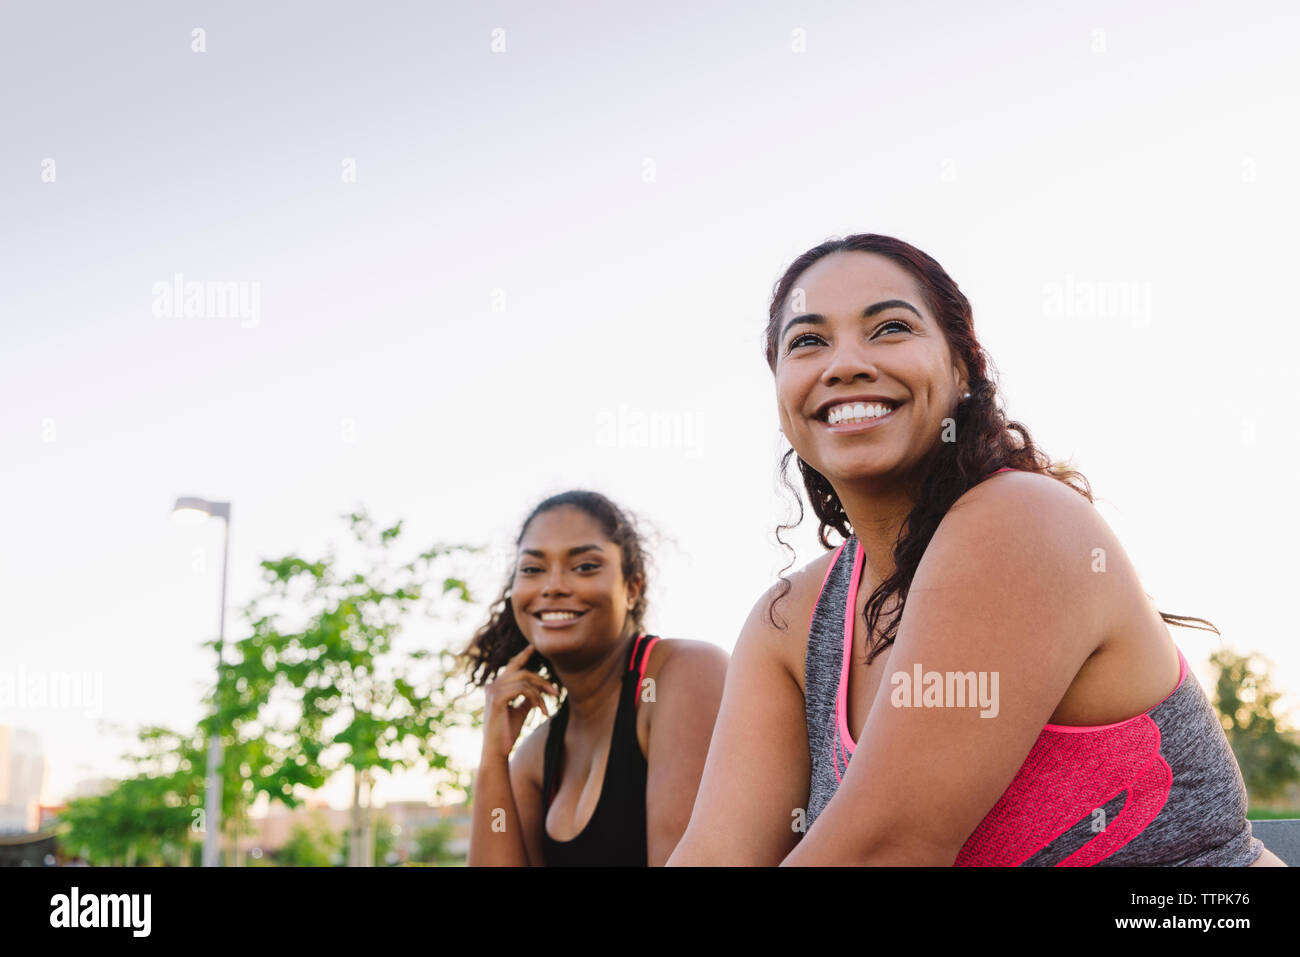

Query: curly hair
left=763, top=233, right=1218, bottom=663
left=460, top=490, right=651, bottom=689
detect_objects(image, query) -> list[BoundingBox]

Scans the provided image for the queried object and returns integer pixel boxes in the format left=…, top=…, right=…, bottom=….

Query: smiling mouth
left=535, top=610, right=587, bottom=622
left=821, top=400, right=901, bottom=426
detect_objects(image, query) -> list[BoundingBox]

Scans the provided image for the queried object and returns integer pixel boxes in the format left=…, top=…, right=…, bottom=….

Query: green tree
left=224, top=508, right=480, bottom=866
left=337, top=812, right=403, bottom=865
left=1211, top=648, right=1300, bottom=801
left=59, top=507, right=480, bottom=867
left=412, top=818, right=458, bottom=865
left=57, top=724, right=205, bottom=866
left=276, top=811, right=341, bottom=867
left=373, top=812, right=396, bottom=865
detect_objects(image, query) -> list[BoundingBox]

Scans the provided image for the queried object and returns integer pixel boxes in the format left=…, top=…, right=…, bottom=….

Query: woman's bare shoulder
left=643, top=637, right=730, bottom=679
left=638, top=638, right=730, bottom=747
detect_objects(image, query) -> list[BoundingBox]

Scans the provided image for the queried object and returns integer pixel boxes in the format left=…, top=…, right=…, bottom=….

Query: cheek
left=583, top=576, right=622, bottom=609
left=509, top=580, right=532, bottom=613
left=773, top=381, right=799, bottom=422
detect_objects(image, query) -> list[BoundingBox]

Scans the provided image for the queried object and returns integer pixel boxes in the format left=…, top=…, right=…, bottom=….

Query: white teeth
left=827, top=402, right=895, bottom=424
left=540, top=611, right=580, bottom=620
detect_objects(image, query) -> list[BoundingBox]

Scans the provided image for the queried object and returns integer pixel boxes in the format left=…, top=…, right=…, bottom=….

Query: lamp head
left=171, top=496, right=230, bottom=522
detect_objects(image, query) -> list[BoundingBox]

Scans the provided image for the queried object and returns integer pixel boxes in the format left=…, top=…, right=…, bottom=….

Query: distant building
left=249, top=797, right=470, bottom=863
left=70, top=776, right=111, bottom=800
left=0, top=726, right=48, bottom=835
left=38, top=803, right=66, bottom=830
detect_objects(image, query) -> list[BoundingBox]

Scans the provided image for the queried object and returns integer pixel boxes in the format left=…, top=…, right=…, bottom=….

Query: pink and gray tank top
left=803, top=468, right=1264, bottom=866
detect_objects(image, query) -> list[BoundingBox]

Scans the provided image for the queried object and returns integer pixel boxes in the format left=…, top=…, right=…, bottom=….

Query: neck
left=836, top=472, right=921, bottom=588
left=552, top=633, right=637, bottom=724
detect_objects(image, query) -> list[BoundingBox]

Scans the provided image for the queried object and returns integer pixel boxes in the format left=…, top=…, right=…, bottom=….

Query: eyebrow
left=519, top=544, right=605, bottom=560
left=780, top=299, right=923, bottom=341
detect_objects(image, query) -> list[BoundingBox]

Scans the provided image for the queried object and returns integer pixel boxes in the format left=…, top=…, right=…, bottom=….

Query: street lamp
left=172, top=495, right=231, bottom=868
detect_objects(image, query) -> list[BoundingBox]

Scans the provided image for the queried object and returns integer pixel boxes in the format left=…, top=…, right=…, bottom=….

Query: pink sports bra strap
left=629, top=634, right=659, bottom=711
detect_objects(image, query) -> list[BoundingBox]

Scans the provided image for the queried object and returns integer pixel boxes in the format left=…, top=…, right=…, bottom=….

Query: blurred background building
left=249, top=797, right=470, bottom=865
left=0, top=726, right=48, bottom=835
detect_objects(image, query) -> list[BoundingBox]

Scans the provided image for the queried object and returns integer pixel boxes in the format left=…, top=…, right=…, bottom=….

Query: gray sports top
left=804, top=535, right=1264, bottom=866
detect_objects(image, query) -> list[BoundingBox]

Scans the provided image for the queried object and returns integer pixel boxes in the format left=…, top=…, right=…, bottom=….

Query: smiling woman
left=667, top=233, right=1285, bottom=867
left=461, top=490, right=728, bottom=866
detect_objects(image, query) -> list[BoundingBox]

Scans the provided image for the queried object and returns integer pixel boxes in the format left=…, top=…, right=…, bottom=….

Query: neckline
left=543, top=635, right=641, bottom=846
left=832, top=535, right=1191, bottom=752
left=835, top=537, right=867, bottom=754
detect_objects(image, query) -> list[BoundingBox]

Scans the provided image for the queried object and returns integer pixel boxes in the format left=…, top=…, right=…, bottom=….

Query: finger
left=492, top=672, right=547, bottom=696
left=492, top=670, right=557, bottom=700
left=507, top=687, right=547, bottom=716
left=512, top=670, right=561, bottom=697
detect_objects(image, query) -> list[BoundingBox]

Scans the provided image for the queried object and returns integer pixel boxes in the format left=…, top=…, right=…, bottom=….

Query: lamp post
left=172, top=496, right=231, bottom=868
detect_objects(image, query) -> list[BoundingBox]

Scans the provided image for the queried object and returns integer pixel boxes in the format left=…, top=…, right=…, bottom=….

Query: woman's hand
left=468, top=642, right=558, bottom=866
left=481, top=642, right=560, bottom=761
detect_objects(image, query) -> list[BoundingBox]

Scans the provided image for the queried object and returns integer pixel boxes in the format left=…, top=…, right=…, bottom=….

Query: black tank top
left=540, top=633, right=659, bottom=866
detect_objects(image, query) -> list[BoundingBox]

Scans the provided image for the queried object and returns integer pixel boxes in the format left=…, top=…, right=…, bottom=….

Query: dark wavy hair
left=763, top=233, right=1218, bottom=663
left=460, top=490, right=650, bottom=689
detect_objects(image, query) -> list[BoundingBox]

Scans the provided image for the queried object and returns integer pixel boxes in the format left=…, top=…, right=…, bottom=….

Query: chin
left=528, top=624, right=587, bottom=657
left=818, top=453, right=895, bottom=478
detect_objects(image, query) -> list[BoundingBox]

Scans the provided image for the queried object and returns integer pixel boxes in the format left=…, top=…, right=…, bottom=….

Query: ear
left=952, top=355, right=971, bottom=396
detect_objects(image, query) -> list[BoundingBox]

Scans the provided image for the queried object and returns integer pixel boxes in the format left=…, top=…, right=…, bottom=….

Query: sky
left=2, top=0, right=1298, bottom=813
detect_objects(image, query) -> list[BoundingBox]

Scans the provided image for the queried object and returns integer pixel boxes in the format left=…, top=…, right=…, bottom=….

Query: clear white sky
left=2, top=0, right=1298, bottom=812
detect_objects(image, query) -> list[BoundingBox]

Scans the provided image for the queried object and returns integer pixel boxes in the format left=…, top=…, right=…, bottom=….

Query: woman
left=464, top=489, right=728, bottom=866
left=668, top=233, right=1285, bottom=866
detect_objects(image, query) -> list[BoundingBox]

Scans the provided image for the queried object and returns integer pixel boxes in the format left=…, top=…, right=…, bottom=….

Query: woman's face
left=772, top=251, right=969, bottom=486
left=510, top=506, right=639, bottom=663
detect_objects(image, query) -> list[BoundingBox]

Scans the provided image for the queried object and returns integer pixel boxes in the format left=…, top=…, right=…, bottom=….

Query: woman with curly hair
left=464, top=490, right=727, bottom=866
left=668, top=233, right=1284, bottom=866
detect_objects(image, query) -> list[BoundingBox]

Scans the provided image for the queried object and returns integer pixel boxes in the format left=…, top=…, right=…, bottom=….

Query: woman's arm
left=642, top=640, right=730, bottom=865
left=467, top=728, right=546, bottom=866
left=666, top=585, right=816, bottom=865
left=782, top=474, right=1111, bottom=865
left=466, top=644, right=555, bottom=866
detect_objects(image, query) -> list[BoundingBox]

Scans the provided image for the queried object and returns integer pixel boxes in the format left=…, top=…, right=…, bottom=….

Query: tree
left=222, top=508, right=480, bottom=866
left=276, top=811, right=341, bottom=867
left=374, top=812, right=396, bottom=865
left=1211, top=648, right=1300, bottom=802
left=412, top=818, right=458, bottom=865
left=59, top=507, right=481, bottom=867
left=57, top=724, right=205, bottom=866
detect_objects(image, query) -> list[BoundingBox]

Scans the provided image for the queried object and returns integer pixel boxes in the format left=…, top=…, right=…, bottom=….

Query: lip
left=813, top=394, right=904, bottom=421
left=534, top=609, right=587, bottom=629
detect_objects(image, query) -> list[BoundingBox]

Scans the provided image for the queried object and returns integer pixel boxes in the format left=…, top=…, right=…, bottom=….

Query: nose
left=819, top=335, right=879, bottom=386
left=541, top=569, right=570, bottom=597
